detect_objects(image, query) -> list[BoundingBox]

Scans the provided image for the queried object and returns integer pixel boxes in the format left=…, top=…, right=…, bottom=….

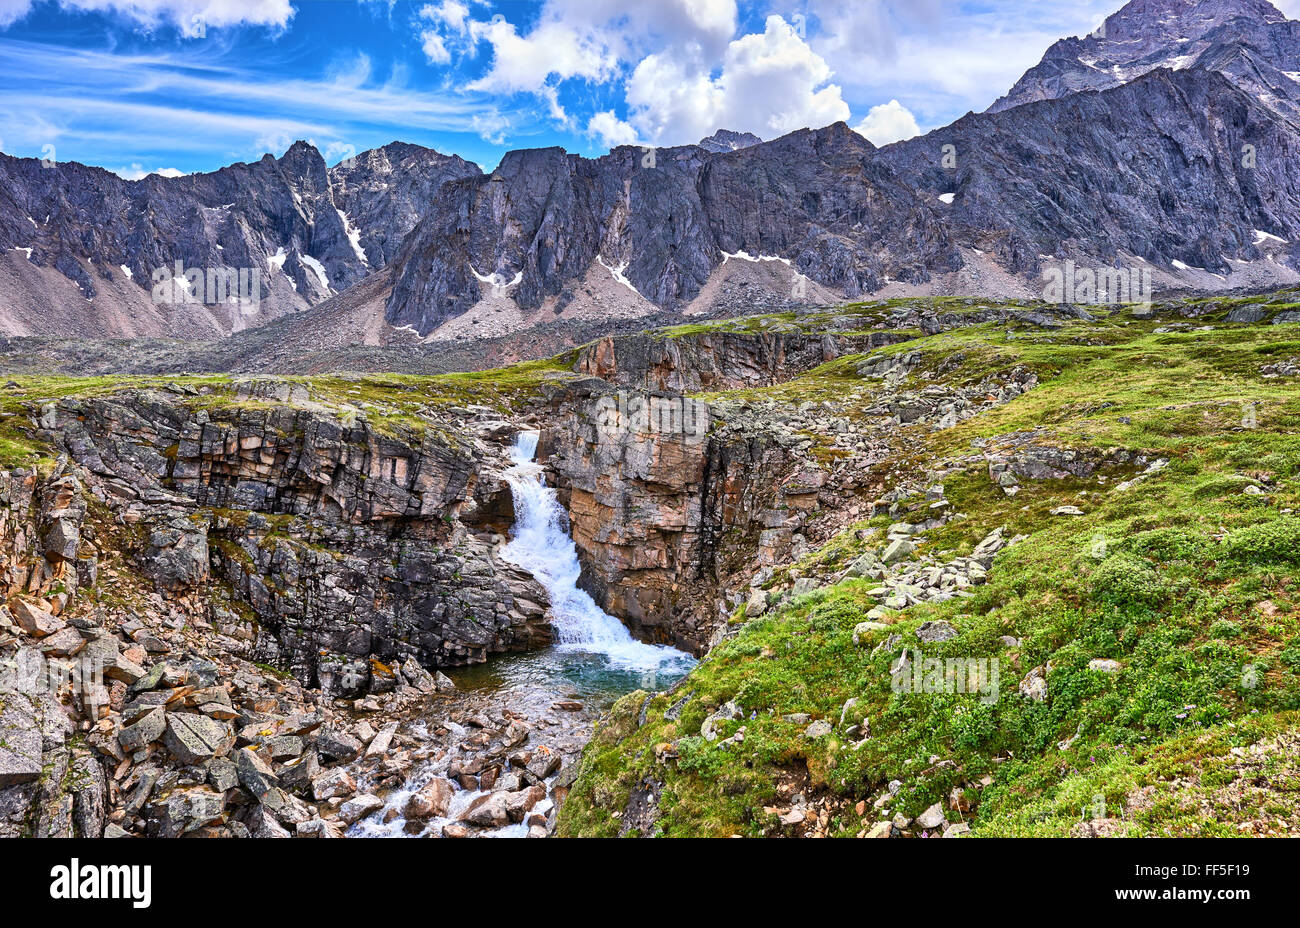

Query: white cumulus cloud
left=0, top=0, right=30, bottom=26
left=586, top=110, right=640, bottom=149
left=421, top=30, right=450, bottom=64
left=626, top=15, right=849, bottom=146
left=418, top=0, right=737, bottom=89
left=112, top=162, right=185, bottom=179
left=413, top=2, right=855, bottom=148
left=853, top=98, right=920, bottom=146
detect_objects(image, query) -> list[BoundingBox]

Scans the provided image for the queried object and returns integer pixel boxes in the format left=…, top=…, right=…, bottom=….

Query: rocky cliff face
left=0, top=462, right=91, bottom=614
left=880, top=66, right=1300, bottom=277
left=572, top=329, right=908, bottom=393
left=697, top=130, right=763, bottom=153
left=540, top=329, right=922, bottom=651
left=327, top=142, right=483, bottom=270
left=0, top=443, right=560, bottom=839
left=384, top=125, right=962, bottom=336
left=43, top=382, right=552, bottom=690
left=538, top=378, right=786, bottom=653
left=0, top=141, right=479, bottom=339
left=989, top=0, right=1298, bottom=119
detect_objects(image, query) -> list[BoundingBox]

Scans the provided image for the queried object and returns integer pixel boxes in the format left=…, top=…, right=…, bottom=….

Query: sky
left=0, top=0, right=1295, bottom=177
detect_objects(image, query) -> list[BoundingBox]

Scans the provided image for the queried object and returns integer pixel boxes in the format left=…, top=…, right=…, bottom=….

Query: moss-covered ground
left=558, top=296, right=1300, bottom=838
left=5, top=290, right=1300, bottom=839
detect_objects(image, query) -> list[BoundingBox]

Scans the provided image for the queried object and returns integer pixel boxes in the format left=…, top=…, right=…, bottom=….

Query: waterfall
left=500, top=431, right=694, bottom=672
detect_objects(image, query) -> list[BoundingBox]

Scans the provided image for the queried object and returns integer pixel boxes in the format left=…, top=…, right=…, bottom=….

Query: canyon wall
left=44, top=382, right=552, bottom=694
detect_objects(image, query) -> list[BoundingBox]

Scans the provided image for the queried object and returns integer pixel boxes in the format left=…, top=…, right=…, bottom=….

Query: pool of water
left=446, top=646, right=694, bottom=715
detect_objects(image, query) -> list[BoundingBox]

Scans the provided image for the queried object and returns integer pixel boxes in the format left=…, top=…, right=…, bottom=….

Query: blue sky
left=0, top=0, right=1290, bottom=177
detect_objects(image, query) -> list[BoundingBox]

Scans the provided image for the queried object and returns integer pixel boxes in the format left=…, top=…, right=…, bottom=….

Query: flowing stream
left=499, top=430, right=695, bottom=675
left=351, top=432, right=694, bottom=837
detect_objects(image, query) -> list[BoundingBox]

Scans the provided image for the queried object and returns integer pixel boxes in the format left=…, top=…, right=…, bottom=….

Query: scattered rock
left=917, top=621, right=957, bottom=642
left=916, top=802, right=947, bottom=830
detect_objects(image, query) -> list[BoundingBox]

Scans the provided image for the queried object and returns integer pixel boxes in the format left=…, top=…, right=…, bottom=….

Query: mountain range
left=2, top=0, right=1298, bottom=344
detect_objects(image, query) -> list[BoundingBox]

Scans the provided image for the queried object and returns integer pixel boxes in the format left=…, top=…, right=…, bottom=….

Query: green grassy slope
left=559, top=298, right=1300, bottom=838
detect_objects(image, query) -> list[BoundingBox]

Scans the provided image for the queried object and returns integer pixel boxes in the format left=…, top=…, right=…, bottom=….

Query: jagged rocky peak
left=881, top=65, right=1300, bottom=277
left=0, top=137, right=485, bottom=339
left=989, top=0, right=1293, bottom=113
left=275, top=139, right=331, bottom=191
left=1103, top=0, right=1283, bottom=43
left=382, top=120, right=960, bottom=337
left=697, top=129, right=763, bottom=153
left=327, top=140, right=482, bottom=269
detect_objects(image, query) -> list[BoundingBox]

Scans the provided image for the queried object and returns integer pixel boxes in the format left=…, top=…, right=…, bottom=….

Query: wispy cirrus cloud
left=0, top=0, right=295, bottom=30
left=0, top=37, right=521, bottom=167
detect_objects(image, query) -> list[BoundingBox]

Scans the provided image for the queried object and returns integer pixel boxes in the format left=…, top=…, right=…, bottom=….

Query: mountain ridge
left=4, top=0, right=1300, bottom=342
left=989, top=0, right=1300, bottom=120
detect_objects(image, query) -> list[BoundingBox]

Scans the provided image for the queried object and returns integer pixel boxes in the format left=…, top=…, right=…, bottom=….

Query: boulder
left=118, top=708, right=166, bottom=753
left=700, top=701, right=742, bottom=742
left=403, top=777, right=455, bottom=821
left=881, top=539, right=915, bottom=565
left=0, top=692, right=42, bottom=787
left=9, top=600, right=63, bottom=638
left=152, top=787, right=226, bottom=838
left=311, top=768, right=357, bottom=802
left=917, top=802, right=947, bottom=830
left=1019, top=666, right=1048, bottom=702
left=852, top=621, right=890, bottom=646
left=504, top=785, right=547, bottom=823
left=234, top=748, right=280, bottom=800
left=804, top=720, right=832, bottom=739
left=462, top=792, right=510, bottom=828
left=339, top=794, right=385, bottom=826
left=314, top=727, right=363, bottom=764
left=917, top=621, right=957, bottom=643
left=296, top=818, right=343, bottom=838
left=162, top=713, right=234, bottom=765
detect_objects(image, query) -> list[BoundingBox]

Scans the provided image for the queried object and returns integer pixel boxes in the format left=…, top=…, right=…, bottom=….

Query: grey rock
left=314, top=727, right=363, bottom=764
left=852, top=621, right=890, bottom=646
left=1227, top=305, right=1268, bottom=324
left=295, top=817, right=343, bottom=838
left=917, top=621, right=958, bottom=643
left=0, top=692, right=42, bottom=787
left=206, top=757, right=239, bottom=794
left=244, top=805, right=291, bottom=838
left=917, top=802, right=947, bottom=830
left=311, top=768, right=356, bottom=802
left=151, top=787, right=225, bottom=838
left=9, top=600, right=63, bottom=638
left=339, top=793, right=385, bottom=826
left=234, top=748, right=279, bottom=801
left=118, top=708, right=167, bottom=753
left=804, top=720, right=833, bottom=739
left=701, top=701, right=743, bottom=742
left=70, top=754, right=107, bottom=838
left=1019, top=666, right=1049, bottom=702
left=161, top=713, right=234, bottom=765
left=462, top=792, right=511, bottom=828
left=881, top=538, right=916, bottom=565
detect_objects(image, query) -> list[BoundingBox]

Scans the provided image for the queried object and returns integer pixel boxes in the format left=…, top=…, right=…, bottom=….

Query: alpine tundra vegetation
left=1, top=291, right=1299, bottom=838
left=554, top=295, right=1300, bottom=838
